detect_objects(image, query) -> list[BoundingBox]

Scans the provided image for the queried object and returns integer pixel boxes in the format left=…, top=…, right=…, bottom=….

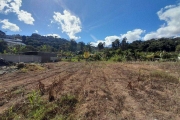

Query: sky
left=0, top=0, right=180, bottom=47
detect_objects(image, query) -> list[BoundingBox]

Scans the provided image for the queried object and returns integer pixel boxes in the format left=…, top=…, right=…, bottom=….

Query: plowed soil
left=0, top=62, right=180, bottom=120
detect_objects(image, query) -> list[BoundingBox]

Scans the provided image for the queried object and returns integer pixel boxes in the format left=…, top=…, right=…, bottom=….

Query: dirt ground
left=0, top=61, right=180, bottom=120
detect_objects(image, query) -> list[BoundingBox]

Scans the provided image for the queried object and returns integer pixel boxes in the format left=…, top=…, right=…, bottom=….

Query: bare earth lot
left=0, top=62, right=180, bottom=120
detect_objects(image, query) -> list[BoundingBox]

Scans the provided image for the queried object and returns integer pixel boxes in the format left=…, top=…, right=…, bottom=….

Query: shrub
left=17, top=62, right=25, bottom=69
left=110, top=55, right=126, bottom=62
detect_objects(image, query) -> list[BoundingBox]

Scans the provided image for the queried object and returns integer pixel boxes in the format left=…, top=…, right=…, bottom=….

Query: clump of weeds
left=0, top=90, right=78, bottom=120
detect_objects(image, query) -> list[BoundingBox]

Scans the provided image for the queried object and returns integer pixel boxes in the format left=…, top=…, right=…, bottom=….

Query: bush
left=110, top=55, right=125, bottom=62
left=17, top=62, right=25, bottom=69
left=92, top=53, right=101, bottom=61
left=176, top=44, right=180, bottom=52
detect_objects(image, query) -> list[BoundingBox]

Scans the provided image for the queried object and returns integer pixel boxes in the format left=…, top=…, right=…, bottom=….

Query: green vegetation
left=176, top=44, right=180, bottom=52
left=0, top=39, right=8, bottom=53
left=0, top=30, right=180, bottom=62
left=0, top=90, right=78, bottom=120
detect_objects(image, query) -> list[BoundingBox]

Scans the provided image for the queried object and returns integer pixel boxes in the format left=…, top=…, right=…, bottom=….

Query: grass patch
left=150, top=70, right=179, bottom=84
left=19, top=63, right=45, bottom=73
left=12, top=87, right=24, bottom=95
left=0, top=91, right=78, bottom=120
left=20, top=68, right=28, bottom=73
left=25, top=64, right=45, bottom=71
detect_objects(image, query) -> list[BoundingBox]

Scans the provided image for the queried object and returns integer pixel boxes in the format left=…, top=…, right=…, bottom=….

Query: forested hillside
left=0, top=30, right=180, bottom=62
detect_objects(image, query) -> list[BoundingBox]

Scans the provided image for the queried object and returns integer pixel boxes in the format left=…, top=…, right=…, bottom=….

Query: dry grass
left=19, top=63, right=45, bottom=73
left=0, top=61, right=180, bottom=120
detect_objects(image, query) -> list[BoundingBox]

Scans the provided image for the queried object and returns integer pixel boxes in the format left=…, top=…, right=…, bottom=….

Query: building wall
left=38, top=52, right=57, bottom=63
left=21, top=52, right=57, bottom=63
left=0, top=54, right=41, bottom=63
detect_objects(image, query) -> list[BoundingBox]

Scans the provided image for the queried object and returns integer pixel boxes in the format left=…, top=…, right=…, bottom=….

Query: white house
left=1, top=38, right=26, bottom=46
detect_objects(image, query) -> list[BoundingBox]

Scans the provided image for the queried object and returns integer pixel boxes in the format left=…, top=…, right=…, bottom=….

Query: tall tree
left=0, top=30, right=6, bottom=38
left=176, top=44, right=180, bottom=53
left=85, top=43, right=92, bottom=52
left=69, top=39, right=77, bottom=52
left=22, top=45, right=37, bottom=52
left=112, top=39, right=120, bottom=49
left=22, top=35, right=26, bottom=43
left=98, top=42, right=105, bottom=50
left=39, top=45, right=52, bottom=52
left=77, top=42, right=85, bottom=51
left=0, top=40, right=7, bottom=53
left=121, top=37, right=128, bottom=50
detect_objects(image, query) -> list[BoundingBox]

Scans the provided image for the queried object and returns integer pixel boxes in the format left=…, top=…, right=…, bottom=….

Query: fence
left=0, top=54, right=41, bottom=63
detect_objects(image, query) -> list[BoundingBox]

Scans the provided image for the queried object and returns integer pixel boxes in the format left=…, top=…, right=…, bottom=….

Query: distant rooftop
left=1, top=38, right=26, bottom=46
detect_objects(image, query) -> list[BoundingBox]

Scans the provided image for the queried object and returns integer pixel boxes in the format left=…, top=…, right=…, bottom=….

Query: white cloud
left=0, top=0, right=12, bottom=14
left=90, top=35, right=120, bottom=47
left=0, top=19, right=20, bottom=31
left=90, top=29, right=144, bottom=47
left=0, top=0, right=21, bottom=13
left=34, top=30, right=38, bottom=33
left=104, top=36, right=121, bottom=46
left=164, top=5, right=176, bottom=9
left=0, top=0, right=10, bottom=14
left=44, top=34, right=61, bottom=38
left=0, top=0, right=34, bottom=25
left=17, top=10, right=34, bottom=25
left=90, top=40, right=105, bottom=47
left=9, top=0, right=21, bottom=13
left=120, top=29, right=145, bottom=42
left=53, top=10, right=81, bottom=40
left=144, top=4, right=180, bottom=40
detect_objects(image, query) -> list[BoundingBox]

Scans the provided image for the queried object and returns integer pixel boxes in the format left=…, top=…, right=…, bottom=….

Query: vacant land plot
left=0, top=62, right=180, bottom=120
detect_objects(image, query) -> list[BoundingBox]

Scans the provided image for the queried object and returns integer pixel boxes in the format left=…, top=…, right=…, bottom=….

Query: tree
left=31, top=33, right=41, bottom=38
left=39, top=45, right=52, bottom=52
left=22, top=45, right=37, bottom=52
left=176, top=44, right=180, bottom=53
left=0, top=30, right=6, bottom=38
left=112, top=39, right=120, bottom=49
left=112, top=42, right=115, bottom=49
left=121, top=37, right=128, bottom=50
left=69, top=39, right=77, bottom=52
left=7, top=46, right=15, bottom=54
left=128, top=40, right=142, bottom=51
left=85, top=43, right=92, bottom=52
left=98, top=42, right=105, bottom=50
left=0, top=40, right=7, bottom=53
left=13, top=45, right=26, bottom=53
left=77, top=42, right=85, bottom=51
left=22, top=35, right=26, bottom=43
left=64, top=43, right=70, bottom=51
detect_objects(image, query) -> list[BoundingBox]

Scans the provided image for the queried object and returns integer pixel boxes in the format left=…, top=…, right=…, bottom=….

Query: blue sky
left=0, top=0, right=180, bottom=46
